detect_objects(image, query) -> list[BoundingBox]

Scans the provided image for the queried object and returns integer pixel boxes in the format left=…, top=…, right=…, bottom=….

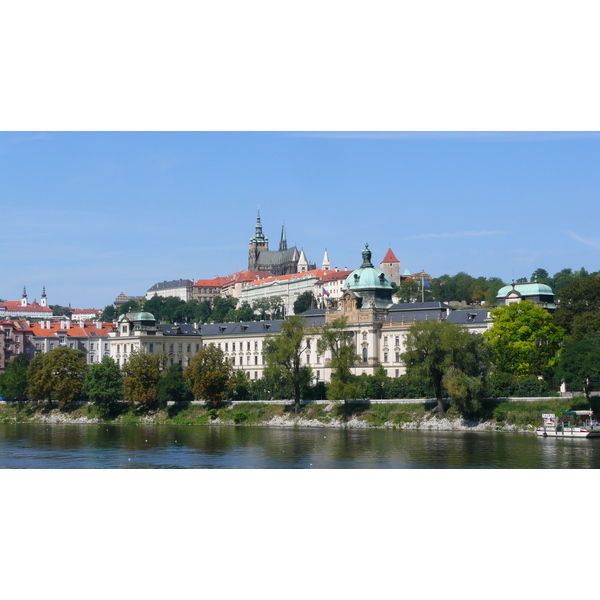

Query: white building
left=146, top=279, right=194, bottom=302
left=108, top=311, right=202, bottom=367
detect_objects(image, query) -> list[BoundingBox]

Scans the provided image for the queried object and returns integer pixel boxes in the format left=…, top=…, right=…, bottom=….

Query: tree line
left=3, top=273, right=600, bottom=419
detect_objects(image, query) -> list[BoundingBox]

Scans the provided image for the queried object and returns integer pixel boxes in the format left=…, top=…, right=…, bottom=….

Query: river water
left=2, top=423, right=600, bottom=468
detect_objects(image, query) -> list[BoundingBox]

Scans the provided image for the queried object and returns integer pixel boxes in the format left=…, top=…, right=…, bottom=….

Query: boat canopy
left=562, top=410, right=593, bottom=416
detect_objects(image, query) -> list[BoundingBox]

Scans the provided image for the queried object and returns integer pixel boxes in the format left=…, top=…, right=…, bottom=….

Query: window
left=362, top=348, right=368, bottom=363
left=178, top=344, right=182, bottom=352
left=105, top=343, right=109, bottom=351
left=306, top=339, right=311, bottom=349
left=395, top=369, right=400, bottom=377
left=316, top=354, right=321, bottom=364
left=239, top=356, right=243, bottom=365
left=384, top=352, right=388, bottom=362
left=187, top=344, right=191, bottom=352
left=254, top=341, right=258, bottom=351
left=225, top=343, right=228, bottom=351
left=384, top=336, right=388, bottom=346
left=254, top=356, right=258, bottom=365
left=254, top=371, right=258, bottom=379
left=232, top=342, right=236, bottom=351
left=395, top=352, right=400, bottom=363
left=247, top=356, right=251, bottom=365
left=170, top=344, right=174, bottom=352
left=90, top=343, right=94, bottom=350
left=395, top=336, right=400, bottom=346
left=316, top=370, right=320, bottom=380
left=117, top=344, right=120, bottom=353
left=149, top=343, right=154, bottom=353
left=306, top=354, right=310, bottom=364
left=69, top=343, right=74, bottom=349
left=196, top=344, right=200, bottom=352
left=247, top=341, right=250, bottom=351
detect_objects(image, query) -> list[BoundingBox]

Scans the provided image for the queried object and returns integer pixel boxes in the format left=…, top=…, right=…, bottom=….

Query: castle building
left=0, top=286, right=53, bottom=319
left=247, top=209, right=316, bottom=276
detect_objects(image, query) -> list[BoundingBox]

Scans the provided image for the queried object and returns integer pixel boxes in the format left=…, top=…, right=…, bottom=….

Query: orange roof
left=318, top=270, right=352, bottom=284
left=222, top=270, right=273, bottom=287
left=246, top=269, right=329, bottom=287
left=0, top=300, right=52, bottom=313
left=194, top=277, right=227, bottom=288
left=381, top=248, right=399, bottom=263
left=29, top=321, right=115, bottom=338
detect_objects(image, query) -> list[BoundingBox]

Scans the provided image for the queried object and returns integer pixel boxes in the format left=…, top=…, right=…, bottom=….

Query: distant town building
left=71, top=308, right=103, bottom=322
left=191, top=277, right=228, bottom=305
left=0, top=286, right=53, bottom=319
left=108, top=311, right=203, bottom=367
left=221, top=270, right=273, bottom=300
left=241, top=269, right=328, bottom=316
left=113, top=293, right=145, bottom=309
left=0, top=320, right=35, bottom=373
left=29, top=320, right=117, bottom=365
left=145, top=279, right=194, bottom=302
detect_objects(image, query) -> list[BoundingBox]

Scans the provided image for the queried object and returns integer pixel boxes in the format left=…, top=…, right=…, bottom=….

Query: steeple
left=21, top=285, right=28, bottom=307
left=40, top=285, right=47, bottom=307
left=298, top=249, right=308, bottom=272
left=279, top=224, right=287, bottom=251
left=250, top=207, right=268, bottom=244
left=322, top=248, right=330, bottom=270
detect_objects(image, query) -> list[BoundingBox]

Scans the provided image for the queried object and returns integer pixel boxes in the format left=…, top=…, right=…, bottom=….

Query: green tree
left=27, top=347, right=88, bottom=409
left=530, top=268, right=551, bottom=286
left=185, top=344, right=234, bottom=408
left=263, top=315, right=311, bottom=414
left=402, top=320, right=489, bottom=417
left=212, top=297, right=238, bottom=323
left=317, top=317, right=360, bottom=410
left=156, top=363, right=193, bottom=407
left=122, top=350, right=165, bottom=411
left=82, top=356, right=123, bottom=417
left=555, top=334, right=600, bottom=401
left=101, top=304, right=117, bottom=322
left=293, top=291, right=315, bottom=314
left=118, top=299, right=141, bottom=316
left=554, top=274, right=600, bottom=338
left=395, top=280, right=419, bottom=303
left=50, top=304, right=73, bottom=318
left=484, top=301, right=564, bottom=379
left=0, top=353, right=30, bottom=400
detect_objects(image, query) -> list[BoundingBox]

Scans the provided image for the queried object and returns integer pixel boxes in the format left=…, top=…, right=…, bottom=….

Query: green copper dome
left=118, top=311, right=156, bottom=322
left=496, top=282, right=554, bottom=298
left=344, top=244, right=394, bottom=309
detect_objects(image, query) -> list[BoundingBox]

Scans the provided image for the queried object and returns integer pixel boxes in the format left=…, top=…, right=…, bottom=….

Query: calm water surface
left=1, top=423, right=599, bottom=468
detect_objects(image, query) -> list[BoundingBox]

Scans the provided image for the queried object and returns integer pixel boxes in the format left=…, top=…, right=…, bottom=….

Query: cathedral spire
left=322, top=248, right=330, bottom=270
left=250, top=207, right=268, bottom=243
left=279, top=223, right=287, bottom=251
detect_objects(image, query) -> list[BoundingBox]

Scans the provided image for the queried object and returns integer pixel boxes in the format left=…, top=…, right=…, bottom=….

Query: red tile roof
left=318, top=270, right=352, bottom=284
left=381, top=248, right=399, bottom=263
left=29, top=321, right=115, bottom=338
left=0, top=301, right=52, bottom=313
left=245, top=269, right=329, bottom=287
left=193, top=277, right=228, bottom=288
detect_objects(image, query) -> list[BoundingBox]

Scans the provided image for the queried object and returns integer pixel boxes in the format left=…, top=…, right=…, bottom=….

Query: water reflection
left=1, top=423, right=600, bottom=468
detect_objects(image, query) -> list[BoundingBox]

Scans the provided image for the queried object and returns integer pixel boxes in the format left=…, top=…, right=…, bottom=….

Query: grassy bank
left=0, top=397, right=594, bottom=429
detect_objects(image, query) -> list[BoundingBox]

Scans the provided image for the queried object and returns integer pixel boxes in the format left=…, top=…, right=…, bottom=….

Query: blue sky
left=1, top=131, right=600, bottom=309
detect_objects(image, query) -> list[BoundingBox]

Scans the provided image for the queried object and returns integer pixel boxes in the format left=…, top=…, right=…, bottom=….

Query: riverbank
left=2, top=397, right=586, bottom=432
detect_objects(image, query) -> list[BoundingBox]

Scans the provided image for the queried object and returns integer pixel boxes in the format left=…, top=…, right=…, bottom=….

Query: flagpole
left=422, top=276, right=424, bottom=303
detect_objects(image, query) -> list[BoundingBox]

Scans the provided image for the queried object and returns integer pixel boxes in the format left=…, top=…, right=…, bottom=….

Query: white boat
left=536, top=411, right=600, bottom=438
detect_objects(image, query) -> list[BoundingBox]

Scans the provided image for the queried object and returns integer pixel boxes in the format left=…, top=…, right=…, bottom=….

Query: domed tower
left=496, top=281, right=556, bottom=311
left=343, top=244, right=394, bottom=311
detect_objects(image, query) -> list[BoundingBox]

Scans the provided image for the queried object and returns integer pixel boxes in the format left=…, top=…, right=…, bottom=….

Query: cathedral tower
left=248, top=208, right=269, bottom=271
